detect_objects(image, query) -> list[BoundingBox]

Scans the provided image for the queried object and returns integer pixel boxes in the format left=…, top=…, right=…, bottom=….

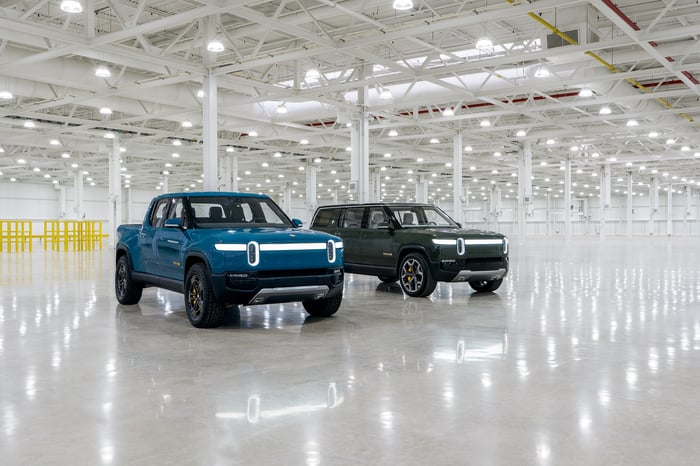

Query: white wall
left=2, top=181, right=698, bottom=237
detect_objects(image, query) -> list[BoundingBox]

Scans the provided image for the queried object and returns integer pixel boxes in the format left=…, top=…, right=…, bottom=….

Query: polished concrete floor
left=1, top=237, right=700, bottom=465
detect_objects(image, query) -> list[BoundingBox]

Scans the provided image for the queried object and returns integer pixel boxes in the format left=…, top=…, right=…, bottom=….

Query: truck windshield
left=188, top=196, right=292, bottom=228
left=389, top=205, right=457, bottom=228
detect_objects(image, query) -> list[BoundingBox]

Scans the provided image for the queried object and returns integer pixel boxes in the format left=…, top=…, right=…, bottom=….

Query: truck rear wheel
left=303, top=293, right=342, bottom=317
left=185, top=263, right=225, bottom=328
left=115, top=255, right=143, bottom=305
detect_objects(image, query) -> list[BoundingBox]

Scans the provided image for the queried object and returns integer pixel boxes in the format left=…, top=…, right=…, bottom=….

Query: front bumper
left=210, top=268, right=344, bottom=305
left=433, top=257, right=509, bottom=283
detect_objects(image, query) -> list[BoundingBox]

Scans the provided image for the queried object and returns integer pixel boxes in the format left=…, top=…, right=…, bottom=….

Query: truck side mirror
left=164, top=218, right=184, bottom=229
left=292, top=218, right=303, bottom=228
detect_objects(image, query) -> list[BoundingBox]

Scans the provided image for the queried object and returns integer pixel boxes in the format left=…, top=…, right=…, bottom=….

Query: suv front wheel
left=399, top=253, right=437, bottom=298
left=185, top=263, right=226, bottom=328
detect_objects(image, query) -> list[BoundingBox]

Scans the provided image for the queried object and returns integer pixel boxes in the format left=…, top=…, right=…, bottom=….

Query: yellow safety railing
left=0, top=220, right=33, bottom=252
left=43, top=220, right=106, bottom=251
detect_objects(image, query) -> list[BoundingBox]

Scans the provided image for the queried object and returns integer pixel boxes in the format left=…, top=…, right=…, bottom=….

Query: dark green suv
left=310, top=203, right=508, bottom=297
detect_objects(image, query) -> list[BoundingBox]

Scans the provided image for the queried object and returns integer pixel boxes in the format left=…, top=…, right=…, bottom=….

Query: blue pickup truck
left=115, top=192, right=344, bottom=328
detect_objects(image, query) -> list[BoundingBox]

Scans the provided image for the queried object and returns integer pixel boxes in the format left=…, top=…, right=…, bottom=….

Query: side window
left=341, top=207, right=365, bottom=229
left=312, top=208, right=341, bottom=227
left=149, top=199, right=170, bottom=227
left=368, top=207, right=389, bottom=229
left=167, top=198, right=187, bottom=227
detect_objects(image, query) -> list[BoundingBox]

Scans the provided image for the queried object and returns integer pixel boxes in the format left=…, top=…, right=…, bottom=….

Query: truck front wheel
left=185, top=263, right=225, bottom=328
left=115, top=255, right=143, bottom=305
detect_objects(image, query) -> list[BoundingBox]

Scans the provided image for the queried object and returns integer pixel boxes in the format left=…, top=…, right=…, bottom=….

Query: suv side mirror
left=292, top=218, right=303, bottom=228
left=164, top=218, right=184, bottom=229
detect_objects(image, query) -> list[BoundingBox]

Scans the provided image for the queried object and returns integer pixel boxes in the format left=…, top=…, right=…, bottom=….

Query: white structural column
left=57, top=186, right=66, bottom=219
left=371, top=170, right=381, bottom=202
left=452, top=132, right=464, bottom=225
left=202, top=70, right=218, bottom=191
left=517, top=141, right=533, bottom=238
left=564, top=158, right=572, bottom=240
left=684, top=186, right=691, bottom=236
left=74, top=170, right=84, bottom=220
left=649, top=177, right=659, bottom=235
left=306, top=163, right=317, bottom=221
left=626, top=172, right=633, bottom=237
left=107, top=137, right=122, bottom=247
left=490, top=186, right=501, bottom=225
left=127, top=187, right=133, bottom=223
left=416, top=176, right=428, bottom=203
left=599, top=163, right=611, bottom=238
left=350, top=65, right=370, bottom=203
left=666, top=186, right=673, bottom=236
left=162, top=174, right=169, bottom=194
left=282, top=183, right=292, bottom=213
left=231, top=153, right=239, bottom=192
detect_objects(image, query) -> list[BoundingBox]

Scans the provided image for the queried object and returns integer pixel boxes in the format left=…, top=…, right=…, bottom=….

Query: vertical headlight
left=456, top=237, right=465, bottom=256
left=326, top=240, right=336, bottom=263
left=503, top=237, right=509, bottom=255
left=247, top=241, right=259, bottom=266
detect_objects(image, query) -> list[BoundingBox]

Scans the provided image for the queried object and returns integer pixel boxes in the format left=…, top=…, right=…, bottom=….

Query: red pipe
left=304, top=79, right=684, bottom=127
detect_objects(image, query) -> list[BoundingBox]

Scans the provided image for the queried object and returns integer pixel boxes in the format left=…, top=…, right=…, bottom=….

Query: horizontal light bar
left=215, top=241, right=343, bottom=252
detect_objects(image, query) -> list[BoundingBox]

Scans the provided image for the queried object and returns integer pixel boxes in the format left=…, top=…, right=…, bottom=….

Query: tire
left=185, top=263, right=226, bottom=328
left=115, top=255, right=143, bottom=305
left=469, top=278, right=503, bottom=292
left=399, top=253, right=437, bottom=297
left=303, top=293, right=342, bottom=317
left=378, top=276, right=397, bottom=283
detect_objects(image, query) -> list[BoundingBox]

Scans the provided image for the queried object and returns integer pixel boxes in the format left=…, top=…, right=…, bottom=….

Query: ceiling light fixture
left=60, top=0, right=83, bottom=13
left=50, top=139, right=60, bottom=146
left=430, top=138, right=439, bottom=144
left=0, top=90, right=13, bottom=100
left=225, top=146, right=235, bottom=153
left=23, top=120, right=35, bottom=128
left=393, top=0, right=413, bottom=10
left=181, top=120, right=193, bottom=128
left=388, top=129, right=398, bottom=137
left=248, top=130, right=258, bottom=137
left=300, top=139, right=309, bottom=145
left=305, top=68, right=320, bottom=80
left=172, top=139, right=182, bottom=146
left=480, top=119, right=491, bottom=127
left=103, top=132, right=115, bottom=139
left=379, top=88, right=393, bottom=99
left=578, top=87, right=594, bottom=97
left=95, top=65, right=111, bottom=78
left=442, top=107, right=454, bottom=117
left=626, top=119, right=638, bottom=127
left=99, top=107, right=112, bottom=115
left=516, top=129, right=527, bottom=137
left=534, top=65, right=550, bottom=78
left=648, top=131, right=659, bottom=138
left=206, top=39, right=225, bottom=53
left=599, top=106, right=612, bottom=115
left=475, top=37, right=493, bottom=49
left=277, top=102, right=288, bottom=114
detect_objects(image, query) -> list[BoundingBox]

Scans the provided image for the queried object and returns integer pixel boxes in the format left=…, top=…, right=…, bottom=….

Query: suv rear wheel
left=399, top=253, right=437, bottom=297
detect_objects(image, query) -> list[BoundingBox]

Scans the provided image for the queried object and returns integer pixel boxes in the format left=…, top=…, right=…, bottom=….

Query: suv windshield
left=389, top=205, right=457, bottom=228
left=188, top=196, right=292, bottom=228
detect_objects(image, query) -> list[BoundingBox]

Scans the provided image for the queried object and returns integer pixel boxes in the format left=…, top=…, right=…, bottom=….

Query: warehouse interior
left=1, top=0, right=700, bottom=464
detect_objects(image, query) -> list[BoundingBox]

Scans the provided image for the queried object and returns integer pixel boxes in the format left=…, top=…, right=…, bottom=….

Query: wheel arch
left=184, top=252, right=210, bottom=277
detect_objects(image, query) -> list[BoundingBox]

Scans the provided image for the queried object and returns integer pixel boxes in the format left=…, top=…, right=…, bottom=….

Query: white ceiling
left=1, top=0, right=699, bottom=203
